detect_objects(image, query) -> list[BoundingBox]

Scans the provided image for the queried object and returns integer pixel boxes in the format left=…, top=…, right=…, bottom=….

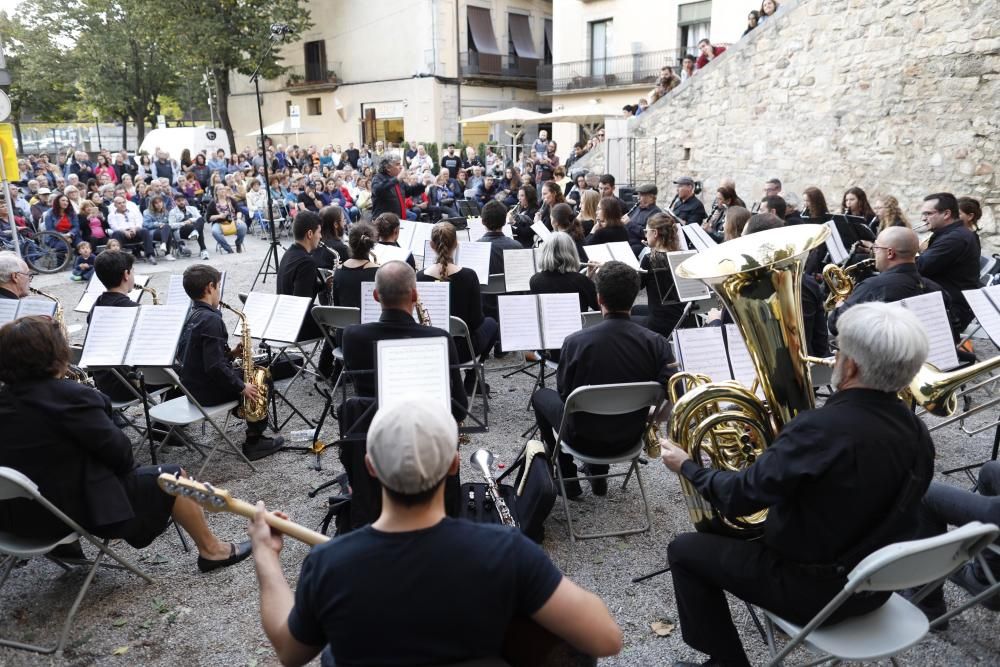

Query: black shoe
left=949, top=561, right=1000, bottom=611
left=493, top=347, right=508, bottom=359
left=112, top=412, right=129, bottom=428
left=581, top=464, right=608, bottom=496
left=901, top=586, right=949, bottom=630
left=463, top=371, right=478, bottom=395
left=51, top=540, right=85, bottom=560
left=243, top=434, right=285, bottom=461
left=236, top=242, right=244, bottom=253
left=197, top=540, right=253, bottom=573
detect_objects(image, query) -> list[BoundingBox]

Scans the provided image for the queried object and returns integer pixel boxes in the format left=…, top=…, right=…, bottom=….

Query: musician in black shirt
left=476, top=199, right=521, bottom=274
left=439, top=144, right=462, bottom=179
left=661, top=303, right=935, bottom=667
left=916, top=192, right=981, bottom=332
left=531, top=261, right=674, bottom=498
left=584, top=196, right=630, bottom=245
left=671, top=176, right=707, bottom=226
left=529, top=233, right=598, bottom=365
left=314, top=205, right=349, bottom=272
left=332, top=222, right=380, bottom=309
left=509, top=184, right=540, bottom=248
left=86, top=250, right=141, bottom=401
left=636, top=213, right=688, bottom=338
left=623, top=183, right=661, bottom=256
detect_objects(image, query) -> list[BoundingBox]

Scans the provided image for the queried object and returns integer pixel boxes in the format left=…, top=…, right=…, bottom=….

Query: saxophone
left=29, top=286, right=93, bottom=386
left=415, top=300, right=431, bottom=326
left=137, top=285, right=160, bottom=304
left=219, top=301, right=270, bottom=422
left=472, top=449, right=517, bottom=527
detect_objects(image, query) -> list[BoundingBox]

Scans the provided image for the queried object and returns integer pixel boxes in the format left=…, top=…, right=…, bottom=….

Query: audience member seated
left=531, top=261, right=674, bottom=498
left=107, top=196, right=156, bottom=265
left=168, top=193, right=209, bottom=260
left=916, top=192, right=981, bottom=333
left=249, top=399, right=622, bottom=667
left=205, top=185, right=247, bottom=255
left=0, top=316, right=254, bottom=573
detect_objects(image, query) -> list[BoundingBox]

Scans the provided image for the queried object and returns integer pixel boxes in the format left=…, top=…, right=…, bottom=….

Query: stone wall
left=584, top=0, right=1000, bottom=252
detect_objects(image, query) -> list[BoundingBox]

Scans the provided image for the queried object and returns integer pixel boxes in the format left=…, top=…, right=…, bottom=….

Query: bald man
left=828, top=226, right=948, bottom=335
left=0, top=253, right=30, bottom=299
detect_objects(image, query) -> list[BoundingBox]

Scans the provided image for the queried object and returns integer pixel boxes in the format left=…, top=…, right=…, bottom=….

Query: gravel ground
left=2, top=235, right=998, bottom=666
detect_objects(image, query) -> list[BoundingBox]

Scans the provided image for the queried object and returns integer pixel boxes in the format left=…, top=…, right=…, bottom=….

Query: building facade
left=228, top=0, right=552, bottom=150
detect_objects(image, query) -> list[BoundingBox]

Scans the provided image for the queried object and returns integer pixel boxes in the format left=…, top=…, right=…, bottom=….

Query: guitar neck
left=225, top=496, right=331, bottom=546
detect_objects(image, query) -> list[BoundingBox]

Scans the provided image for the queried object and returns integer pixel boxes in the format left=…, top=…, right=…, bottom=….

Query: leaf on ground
left=248, top=659, right=258, bottom=667
left=149, top=553, right=169, bottom=565
left=112, top=618, right=128, bottom=627
left=112, top=646, right=130, bottom=656
left=650, top=620, right=675, bottom=637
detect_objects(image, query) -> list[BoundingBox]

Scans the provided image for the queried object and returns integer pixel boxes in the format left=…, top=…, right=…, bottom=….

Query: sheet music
left=674, top=327, right=732, bottom=381
left=538, top=293, right=582, bottom=350
left=360, top=281, right=380, bottom=324
left=824, top=220, right=849, bottom=265
left=414, top=281, right=450, bottom=326
left=531, top=220, right=552, bottom=242
left=409, top=223, right=434, bottom=255
left=584, top=243, right=614, bottom=265
left=667, top=251, right=712, bottom=302
left=682, top=224, right=716, bottom=251
left=422, top=239, right=438, bottom=268
left=456, top=241, right=491, bottom=285
left=503, top=248, right=537, bottom=292
left=73, top=275, right=105, bottom=313
left=497, top=294, right=542, bottom=351
left=397, top=218, right=417, bottom=251
left=456, top=228, right=471, bottom=242
left=376, top=337, right=451, bottom=410
left=467, top=216, right=486, bottom=241
left=80, top=306, right=139, bottom=368
left=240, top=292, right=276, bottom=338
left=15, top=298, right=57, bottom=317
left=899, top=291, right=959, bottom=370
left=608, top=242, right=640, bottom=270
left=128, top=274, right=151, bottom=303
left=374, top=243, right=412, bottom=265
left=263, top=295, right=313, bottom=342
left=123, top=305, right=188, bottom=366
left=963, top=287, right=1000, bottom=346
left=0, top=299, right=18, bottom=324
left=725, top=324, right=761, bottom=393
left=166, top=274, right=192, bottom=308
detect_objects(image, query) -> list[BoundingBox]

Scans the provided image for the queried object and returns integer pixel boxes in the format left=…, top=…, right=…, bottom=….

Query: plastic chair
left=0, top=467, right=153, bottom=656
left=552, top=382, right=665, bottom=542
left=762, top=521, right=1000, bottom=666
left=581, top=310, right=603, bottom=330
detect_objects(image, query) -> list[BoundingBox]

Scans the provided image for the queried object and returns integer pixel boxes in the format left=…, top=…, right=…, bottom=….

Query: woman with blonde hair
left=576, top=189, right=600, bottom=235
left=417, top=221, right=498, bottom=391
left=873, top=195, right=910, bottom=231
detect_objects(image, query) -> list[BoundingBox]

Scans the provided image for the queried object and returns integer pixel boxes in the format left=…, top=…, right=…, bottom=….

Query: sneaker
left=70, top=274, right=83, bottom=282
left=188, top=230, right=200, bottom=240
left=179, top=245, right=192, bottom=258
left=949, top=561, right=1000, bottom=611
left=148, top=256, right=158, bottom=265
left=200, top=250, right=210, bottom=260
left=164, top=253, right=177, bottom=261
left=243, top=434, right=285, bottom=461
left=158, top=242, right=167, bottom=255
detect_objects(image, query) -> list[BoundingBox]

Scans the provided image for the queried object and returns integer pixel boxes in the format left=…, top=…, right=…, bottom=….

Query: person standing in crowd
left=671, top=176, right=707, bottom=226
left=916, top=192, right=981, bottom=332
left=680, top=54, right=696, bottom=82
left=371, top=155, right=425, bottom=220
left=624, top=183, right=662, bottom=256
left=743, top=9, right=760, bottom=36
left=440, top=145, right=462, bottom=179
left=661, top=302, right=933, bottom=667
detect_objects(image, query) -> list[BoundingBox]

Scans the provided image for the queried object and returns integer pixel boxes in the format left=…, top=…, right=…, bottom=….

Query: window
left=307, top=97, right=322, bottom=115
left=678, top=1, right=712, bottom=58
left=285, top=100, right=292, bottom=116
left=467, top=6, right=501, bottom=74
left=589, top=19, right=612, bottom=77
left=543, top=19, right=552, bottom=65
left=304, top=40, right=327, bottom=82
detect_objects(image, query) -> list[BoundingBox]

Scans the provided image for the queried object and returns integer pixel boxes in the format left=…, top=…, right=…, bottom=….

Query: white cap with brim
left=367, top=400, right=458, bottom=494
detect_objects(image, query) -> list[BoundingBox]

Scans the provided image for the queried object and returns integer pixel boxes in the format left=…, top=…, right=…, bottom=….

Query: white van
left=138, top=127, right=231, bottom=159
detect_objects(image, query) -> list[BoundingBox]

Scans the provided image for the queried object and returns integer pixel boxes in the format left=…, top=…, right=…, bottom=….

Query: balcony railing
left=284, top=62, right=342, bottom=91
left=537, top=49, right=688, bottom=93
left=459, top=52, right=539, bottom=80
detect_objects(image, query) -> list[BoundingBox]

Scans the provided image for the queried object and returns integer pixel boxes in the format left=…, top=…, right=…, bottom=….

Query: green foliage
left=0, top=9, right=79, bottom=123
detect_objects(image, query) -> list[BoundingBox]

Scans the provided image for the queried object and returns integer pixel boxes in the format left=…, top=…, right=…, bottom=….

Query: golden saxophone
left=822, top=258, right=875, bottom=311
left=137, top=285, right=160, bottom=305
left=415, top=300, right=431, bottom=326
left=219, top=301, right=270, bottom=422
left=29, top=286, right=93, bottom=386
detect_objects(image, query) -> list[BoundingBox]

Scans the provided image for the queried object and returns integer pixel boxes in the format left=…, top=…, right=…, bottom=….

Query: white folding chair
left=143, top=367, right=253, bottom=477
left=0, top=467, right=153, bottom=657
left=552, top=382, right=665, bottom=542
left=312, top=305, right=361, bottom=401
left=449, top=316, right=490, bottom=428
left=763, top=521, right=1000, bottom=666
left=580, top=310, right=603, bottom=329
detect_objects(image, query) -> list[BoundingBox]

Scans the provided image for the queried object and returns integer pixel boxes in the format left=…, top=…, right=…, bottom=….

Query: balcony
left=283, top=62, right=342, bottom=93
left=459, top=52, right=539, bottom=88
left=538, top=49, right=687, bottom=94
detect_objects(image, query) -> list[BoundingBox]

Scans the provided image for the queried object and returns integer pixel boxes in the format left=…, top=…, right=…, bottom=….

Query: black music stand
left=249, top=31, right=284, bottom=290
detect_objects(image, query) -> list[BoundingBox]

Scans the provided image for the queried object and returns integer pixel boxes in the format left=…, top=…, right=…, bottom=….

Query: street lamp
left=91, top=110, right=102, bottom=151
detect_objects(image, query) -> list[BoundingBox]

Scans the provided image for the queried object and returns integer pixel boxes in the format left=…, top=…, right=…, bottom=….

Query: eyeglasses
left=870, top=245, right=892, bottom=253
left=14, top=271, right=35, bottom=282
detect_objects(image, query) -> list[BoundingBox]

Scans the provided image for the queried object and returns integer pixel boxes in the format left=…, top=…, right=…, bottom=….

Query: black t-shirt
left=287, top=518, right=563, bottom=666
left=440, top=155, right=462, bottom=178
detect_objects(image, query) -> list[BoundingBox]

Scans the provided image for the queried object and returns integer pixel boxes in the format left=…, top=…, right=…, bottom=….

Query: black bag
left=267, top=354, right=304, bottom=381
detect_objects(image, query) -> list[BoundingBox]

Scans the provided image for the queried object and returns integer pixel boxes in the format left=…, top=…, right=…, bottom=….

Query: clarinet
left=472, top=449, right=516, bottom=527
left=624, top=202, right=639, bottom=220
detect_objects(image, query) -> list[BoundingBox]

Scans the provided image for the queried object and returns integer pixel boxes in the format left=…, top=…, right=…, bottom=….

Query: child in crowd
left=107, top=238, right=122, bottom=251
left=72, top=241, right=95, bottom=282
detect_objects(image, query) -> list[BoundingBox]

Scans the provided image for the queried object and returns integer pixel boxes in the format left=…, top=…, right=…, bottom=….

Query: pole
left=249, top=32, right=284, bottom=289
left=94, top=120, right=102, bottom=151
left=0, top=136, right=21, bottom=259
left=454, top=0, right=462, bottom=141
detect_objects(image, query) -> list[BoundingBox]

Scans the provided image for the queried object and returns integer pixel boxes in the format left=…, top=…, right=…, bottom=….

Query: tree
left=162, top=0, right=312, bottom=153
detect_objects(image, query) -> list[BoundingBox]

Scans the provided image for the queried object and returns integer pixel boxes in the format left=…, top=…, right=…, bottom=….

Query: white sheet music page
left=497, top=294, right=543, bottom=351
left=503, top=248, right=537, bottom=292
left=376, top=337, right=451, bottom=411
left=240, top=292, right=276, bottom=338
left=166, top=274, right=192, bottom=308
left=80, top=306, right=139, bottom=368
left=374, top=243, right=412, bottom=265
left=725, top=324, right=762, bottom=394
left=531, top=220, right=552, bottom=242
left=409, top=223, right=434, bottom=256
left=397, top=219, right=417, bottom=251
left=422, top=239, right=438, bottom=269
left=824, top=221, right=850, bottom=265
left=360, top=281, right=380, bottom=324
left=682, top=224, right=716, bottom=251
left=467, top=216, right=486, bottom=241
left=414, top=281, right=450, bottom=326
left=457, top=241, right=492, bottom=285
left=264, top=295, right=313, bottom=342
left=538, top=293, right=582, bottom=350
left=899, top=291, right=959, bottom=370
left=123, top=305, right=188, bottom=366
left=584, top=243, right=614, bottom=265
left=0, top=299, right=18, bottom=324
left=74, top=274, right=106, bottom=313
left=667, top=251, right=712, bottom=302
left=675, top=327, right=733, bottom=382
left=608, top=241, right=641, bottom=270
left=963, top=285, right=1000, bottom=346
left=456, top=228, right=471, bottom=242
left=15, top=298, right=57, bottom=318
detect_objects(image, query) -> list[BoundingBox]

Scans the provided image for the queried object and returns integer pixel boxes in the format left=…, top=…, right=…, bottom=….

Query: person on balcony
left=695, top=39, right=727, bottom=70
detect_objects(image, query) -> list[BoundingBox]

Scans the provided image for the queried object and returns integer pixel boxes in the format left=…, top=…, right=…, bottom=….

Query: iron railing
left=537, top=48, right=690, bottom=93
left=459, top=51, right=539, bottom=79
left=283, top=62, right=342, bottom=90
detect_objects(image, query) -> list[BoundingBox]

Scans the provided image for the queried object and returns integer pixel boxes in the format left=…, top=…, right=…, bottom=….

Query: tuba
left=668, top=224, right=832, bottom=537
left=821, top=258, right=875, bottom=311
left=219, top=301, right=270, bottom=422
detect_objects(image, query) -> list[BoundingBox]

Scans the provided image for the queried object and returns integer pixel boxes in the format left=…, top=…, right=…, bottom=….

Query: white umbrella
left=246, top=118, right=324, bottom=137
left=458, top=107, right=545, bottom=124
left=533, top=101, right=623, bottom=125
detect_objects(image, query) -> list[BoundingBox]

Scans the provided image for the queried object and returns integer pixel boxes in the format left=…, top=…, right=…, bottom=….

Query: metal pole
left=94, top=120, right=102, bottom=151
left=454, top=0, right=462, bottom=140
left=0, top=138, right=21, bottom=259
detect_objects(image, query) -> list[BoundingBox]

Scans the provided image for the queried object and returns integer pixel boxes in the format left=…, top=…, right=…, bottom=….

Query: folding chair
left=144, top=367, right=254, bottom=477
left=581, top=311, right=603, bottom=329
left=0, top=467, right=153, bottom=657
left=449, top=316, right=490, bottom=431
left=763, top=521, right=1000, bottom=666
left=979, top=254, right=1000, bottom=287
left=312, top=305, right=362, bottom=403
left=552, top=382, right=665, bottom=542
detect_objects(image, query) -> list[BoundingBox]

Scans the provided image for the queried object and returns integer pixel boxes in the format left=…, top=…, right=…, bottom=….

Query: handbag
left=220, top=221, right=237, bottom=235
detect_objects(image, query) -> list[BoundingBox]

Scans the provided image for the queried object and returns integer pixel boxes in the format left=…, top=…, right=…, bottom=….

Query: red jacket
left=695, top=45, right=726, bottom=69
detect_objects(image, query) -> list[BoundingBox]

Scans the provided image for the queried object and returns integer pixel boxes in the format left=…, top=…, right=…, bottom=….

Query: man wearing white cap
left=249, top=400, right=623, bottom=667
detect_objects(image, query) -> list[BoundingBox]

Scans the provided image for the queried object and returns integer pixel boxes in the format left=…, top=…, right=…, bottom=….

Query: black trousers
left=667, top=532, right=888, bottom=664
left=531, top=388, right=609, bottom=479
left=112, top=227, right=155, bottom=257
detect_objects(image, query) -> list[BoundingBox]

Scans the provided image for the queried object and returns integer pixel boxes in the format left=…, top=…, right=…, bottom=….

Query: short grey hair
left=374, top=260, right=416, bottom=308
left=378, top=154, right=401, bottom=174
left=0, top=252, right=27, bottom=283
left=836, top=302, right=928, bottom=392
left=537, top=232, right=581, bottom=274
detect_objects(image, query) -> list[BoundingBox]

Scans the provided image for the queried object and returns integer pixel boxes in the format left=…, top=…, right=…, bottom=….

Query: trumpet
left=821, top=258, right=875, bottom=311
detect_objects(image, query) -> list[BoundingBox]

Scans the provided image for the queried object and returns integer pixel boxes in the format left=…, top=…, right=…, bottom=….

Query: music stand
left=456, top=200, right=479, bottom=217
